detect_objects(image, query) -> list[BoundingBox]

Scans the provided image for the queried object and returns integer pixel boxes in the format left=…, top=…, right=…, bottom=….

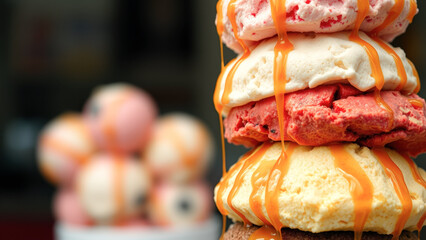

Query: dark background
left=0, top=0, right=425, bottom=239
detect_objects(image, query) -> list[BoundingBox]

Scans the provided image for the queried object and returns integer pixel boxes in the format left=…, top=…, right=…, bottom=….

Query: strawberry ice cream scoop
left=54, top=188, right=92, bottom=226
left=218, top=0, right=418, bottom=53
left=224, top=84, right=426, bottom=156
left=84, top=83, right=157, bottom=154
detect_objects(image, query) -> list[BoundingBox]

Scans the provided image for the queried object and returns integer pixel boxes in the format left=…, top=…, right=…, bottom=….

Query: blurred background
left=0, top=0, right=425, bottom=239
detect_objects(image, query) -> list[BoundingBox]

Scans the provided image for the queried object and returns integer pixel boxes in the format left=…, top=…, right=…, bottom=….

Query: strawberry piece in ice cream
left=217, top=0, right=418, bottom=53
left=224, top=84, right=426, bottom=156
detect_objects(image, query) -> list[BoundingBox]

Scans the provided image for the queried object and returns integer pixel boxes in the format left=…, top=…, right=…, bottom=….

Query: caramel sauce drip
left=372, top=148, right=412, bottom=240
left=216, top=153, right=248, bottom=216
left=249, top=144, right=277, bottom=226
left=113, top=156, right=125, bottom=225
left=329, top=145, right=374, bottom=240
left=351, top=0, right=394, bottom=132
left=370, top=0, right=405, bottom=35
left=369, top=0, right=407, bottom=91
left=265, top=143, right=297, bottom=232
left=270, top=0, right=294, bottom=153
left=407, top=59, right=421, bottom=94
left=400, top=153, right=426, bottom=233
left=418, top=213, right=426, bottom=238
left=407, top=0, right=417, bottom=23
left=249, top=225, right=280, bottom=240
left=374, top=89, right=394, bottom=131
left=351, top=0, right=384, bottom=90
left=216, top=0, right=225, bottom=70
left=220, top=0, right=252, bottom=108
left=227, top=143, right=272, bottom=224
left=371, top=38, right=407, bottom=91
left=408, top=98, right=424, bottom=108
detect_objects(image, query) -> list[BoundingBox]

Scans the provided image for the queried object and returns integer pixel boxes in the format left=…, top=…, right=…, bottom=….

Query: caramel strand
left=369, top=0, right=407, bottom=91
left=372, top=148, right=412, bottom=240
left=407, top=0, right=417, bottom=23
left=408, top=98, right=424, bottom=108
left=374, top=89, right=394, bottom=131
left=249, top=144, right=277, bottom=226
left=400, top=153, right=426, bottom=235
left=370, top=0, right=405, bottom=35
left=407, top=59, right=421, bottom=94
left=249, top=225, right=280, bottom=240
left=227, top=143, right=272, bottom=225
left=351, top=0, right=393, bottom=133
left=329, top=145, right=374, bottom=240
left=221, top=0, right=252, bottom=107
left=265, top=143, right=297, bottom=233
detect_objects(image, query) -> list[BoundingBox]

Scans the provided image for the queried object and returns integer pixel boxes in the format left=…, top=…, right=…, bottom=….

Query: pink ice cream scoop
left=83, top=83, right=157, bottom=154
left=54, top=188, right=92, bottom=226
left=144, top=113, right=214, bottom=184
left=149, top=182, right=213, bottom=226
left=37, top=113, right=96, bottom=186
left=218, top=0, right=418, bottom=53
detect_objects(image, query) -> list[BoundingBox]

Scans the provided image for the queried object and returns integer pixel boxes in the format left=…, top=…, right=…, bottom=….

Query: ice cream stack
left=213, top=0, right=426, bottom=239
left=37, top=83, right=216, bottom=235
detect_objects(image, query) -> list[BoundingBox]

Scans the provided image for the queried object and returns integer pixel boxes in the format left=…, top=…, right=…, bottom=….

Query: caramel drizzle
left=227, top=142, right=273, bottom=224
left=408, top=98, right=424, bottom=108
left=372, top=148, right=412, bottom=240
left=215, top=1, right=229, bottom=238
left=407, top=59, right=421, bottom=94
left=329, top=145, right=374, bottom=240
left=113, top=155, right=125, bottom=225
left=369, top=0, right=407, bottom=92
left=265, top=143, right=297, bottom=232
left=400, top=153, right=426, bottom=234
left=249, top=225, right=280, bottom=240
left=218, top=0, right=252, bottom=111
left=216, top=0, right=225, bottom=70
left=249, top=150, right=277, bottom=226
left=370, top=0, right=405, bottom=35
left=216, top=153, right=248, bottom=216
left=407, top=0, right=417, bottom=23
left=351, top=0, right=394, bottom=131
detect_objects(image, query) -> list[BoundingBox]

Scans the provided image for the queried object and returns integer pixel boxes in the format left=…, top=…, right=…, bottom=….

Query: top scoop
left=217, top=0, right=418, bottom=53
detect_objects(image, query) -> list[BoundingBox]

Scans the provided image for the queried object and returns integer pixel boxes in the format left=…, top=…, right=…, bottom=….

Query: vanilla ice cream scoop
left=217, top=0, right=418, bottom=53
left=216, top=32, right=419, bottom=115
left=77, top=154, right=151, bottom=225
left=214, top=142, right=426, bottom=235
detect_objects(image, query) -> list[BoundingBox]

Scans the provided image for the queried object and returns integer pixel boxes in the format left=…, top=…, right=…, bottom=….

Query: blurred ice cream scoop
left=217, top=0, right=418, bottom=53
left=84, top=83, right=157, bottom=154
left=77, top=153, right=151, bottom=225
left=149, top=182, right=212, bottom=226
left=144, top=113, right=214, bottom=183
left=37, top=113, right=95, bottom=186
left=54, top=188, right=92, bottom=226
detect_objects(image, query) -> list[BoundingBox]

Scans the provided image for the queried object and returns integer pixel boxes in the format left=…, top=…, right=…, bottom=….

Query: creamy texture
left=216, top=32, right=419, bottom=115
left=218, top=0, right=418, bottom=53
left=78, top=154, right=151, bottom=225
left=214, top=142, right=426, bottom=234
left=144, top=113, right=214, bottom=183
